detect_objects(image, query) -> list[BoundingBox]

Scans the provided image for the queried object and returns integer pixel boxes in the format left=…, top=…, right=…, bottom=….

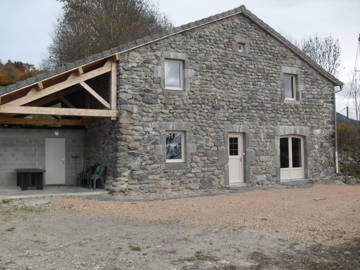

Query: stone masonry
left=86, top=12, right=338, bottom=192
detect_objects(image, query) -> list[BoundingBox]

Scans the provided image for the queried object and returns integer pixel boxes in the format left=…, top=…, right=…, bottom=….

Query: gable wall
left=91, top=14, right=336, bottom=191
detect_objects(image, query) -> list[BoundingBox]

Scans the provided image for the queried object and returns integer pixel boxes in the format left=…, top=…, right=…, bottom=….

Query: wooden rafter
left=37, top=82, right=44, bottom=90
left=1, top=60, right=112, bottom=108
left=111, top=61, right=117, bottom=109
left=59, top=97, right=76, bottom=108
left=27, top=87, right=79, bottom=107
left=0, top=106, right=117, bottom=118
left=0, top=117, right=90, bottom=127
left=80, top=82, right=110, bottom=109
left=0, top=58, right=117, bottom=120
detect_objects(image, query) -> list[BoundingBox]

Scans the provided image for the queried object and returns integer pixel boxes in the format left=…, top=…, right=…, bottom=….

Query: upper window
left=283, top=73, right=297, bottom=100
left=238, top=42, right=246, bottom=53
left=164, top=60, right=184, bottom=90
left=166, top=132, right=185, bottom=163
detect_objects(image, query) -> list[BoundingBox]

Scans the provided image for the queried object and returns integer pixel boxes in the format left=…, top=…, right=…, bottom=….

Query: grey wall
left=0, top=128, right=85, bottom=186
left=89, top=13, right=337, bottom=191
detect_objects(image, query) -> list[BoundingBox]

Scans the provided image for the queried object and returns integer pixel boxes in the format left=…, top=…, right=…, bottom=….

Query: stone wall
left=85, top=119, right=117, bottom=188
left=103, top=13, right=336, bottom=191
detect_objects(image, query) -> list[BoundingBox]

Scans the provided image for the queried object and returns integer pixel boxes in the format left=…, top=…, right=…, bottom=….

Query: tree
left=347, top=37, right=360, bottom=120
left=297, top=35, right=341, bottom=76
left=46, top=0, right=172, bottom=68
left=0, top=60, right=43, bottom=86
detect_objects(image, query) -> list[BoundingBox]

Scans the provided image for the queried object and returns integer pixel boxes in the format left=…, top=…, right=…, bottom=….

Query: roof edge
left=240, top=6, right=343, bottom=87
left=0, top=4, right=343, bottom=96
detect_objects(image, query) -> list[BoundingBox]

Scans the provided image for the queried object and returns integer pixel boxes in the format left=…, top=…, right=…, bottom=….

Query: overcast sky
left=0, top=0, right=359, bottom=116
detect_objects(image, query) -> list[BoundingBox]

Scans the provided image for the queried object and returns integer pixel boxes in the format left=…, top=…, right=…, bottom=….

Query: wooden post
left=111, top=60, right=117, bottom=120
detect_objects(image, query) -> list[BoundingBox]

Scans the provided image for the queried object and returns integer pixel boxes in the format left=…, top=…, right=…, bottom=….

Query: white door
left=45, top=138, right=66, bottom=185
left=280, top=136, right=305, bottom=182
left=228, top=133, right=244, bottom=185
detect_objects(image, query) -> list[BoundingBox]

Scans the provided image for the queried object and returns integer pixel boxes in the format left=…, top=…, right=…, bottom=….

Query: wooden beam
left=80, top=82, right=110, bottom=109
left=110, top=61, right=117, bottom=120
left=27, top=87, right=79, bottom=107
left=0, top=106, right=117, bottom=118
left=37, top=82, right=44, bottom=90
left=26, top=87, right=38, bottom=96
left=1, top=61, right=112, bottom=107
left=77, top=66, right=84, bottom=75
left=0, top=117, right=90, bottom=127
left=59, top=97, right=76, bottom=108
left=0, top=58, right=114, bottom=99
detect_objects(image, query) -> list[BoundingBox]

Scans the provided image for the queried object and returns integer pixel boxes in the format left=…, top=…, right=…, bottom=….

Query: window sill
left=165, top=162, right=187, bottom=170
left=284, top=99, right=300, bottom=104
left=163, top=89, right=186, bottom=96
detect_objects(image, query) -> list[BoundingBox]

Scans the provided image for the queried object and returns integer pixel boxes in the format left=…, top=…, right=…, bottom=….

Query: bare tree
left=348, top=40, right=360, bottom=120
left=297, top=35, right=341, bottom=76
left=45, top=0, right=172, bottom=68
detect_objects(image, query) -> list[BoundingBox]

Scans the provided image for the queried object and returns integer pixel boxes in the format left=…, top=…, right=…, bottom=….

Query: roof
left=0, top=5, right=343, bottom=97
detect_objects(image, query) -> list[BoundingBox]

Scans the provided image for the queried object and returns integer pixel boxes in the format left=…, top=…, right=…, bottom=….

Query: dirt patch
left=1, top=184, right=360, bottom=269
left=51, top=184, right=360, bottom=245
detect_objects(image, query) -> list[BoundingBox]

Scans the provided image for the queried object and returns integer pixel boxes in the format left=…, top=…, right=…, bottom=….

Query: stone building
left=0, top=6, right=343, bottom=191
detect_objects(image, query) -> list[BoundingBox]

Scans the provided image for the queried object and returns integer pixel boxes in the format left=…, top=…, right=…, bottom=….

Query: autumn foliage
left=337, top=122, right=360, bottom=152
left=0, top=60, right=43, bottom=87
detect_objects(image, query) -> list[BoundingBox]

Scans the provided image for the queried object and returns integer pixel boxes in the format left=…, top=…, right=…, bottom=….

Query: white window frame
left=280, top=136, right=305, bottom=181
left=280, top=136, right=304, bottom=169
left=165, top=131, right=185, bottom=163
left=283, top=73, right=297, bottom=101
left=164, top=59, right=184, bottom=91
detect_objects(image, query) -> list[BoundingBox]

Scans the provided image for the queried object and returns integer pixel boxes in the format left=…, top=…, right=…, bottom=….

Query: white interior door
left=280, top=136, right=305, bottom=182
left=228, top=133, right=244, bottom=185
left=45, top=138, right=66, bottom=185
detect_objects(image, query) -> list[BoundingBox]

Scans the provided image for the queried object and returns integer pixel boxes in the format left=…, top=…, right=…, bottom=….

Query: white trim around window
left=280, top=136, right=305, bottom=181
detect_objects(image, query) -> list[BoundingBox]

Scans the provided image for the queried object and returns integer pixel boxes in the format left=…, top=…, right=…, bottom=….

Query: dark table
left=16, top=169, right=45, bottom=190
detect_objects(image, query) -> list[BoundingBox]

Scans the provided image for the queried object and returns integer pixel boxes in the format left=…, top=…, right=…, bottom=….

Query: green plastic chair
left=89, top=165, right=106, bottom=189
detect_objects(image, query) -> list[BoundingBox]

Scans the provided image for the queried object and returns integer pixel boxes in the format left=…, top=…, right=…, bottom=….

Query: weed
left=289, top=242, right=299, bottom=249
left=194, top=251, right=218, bottom=262
left=129, top=245, right=141, bottom=252
left=1, top=199, right=11, bottom=204
left=5, top=227, right=15, bottom=232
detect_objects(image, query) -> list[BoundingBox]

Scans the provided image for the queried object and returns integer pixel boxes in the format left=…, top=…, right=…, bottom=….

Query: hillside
left=0, top=60, right=43, bottom=87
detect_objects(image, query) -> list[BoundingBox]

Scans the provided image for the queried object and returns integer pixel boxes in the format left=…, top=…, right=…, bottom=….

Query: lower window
left=166, top=132, right=185, bottom=163
left=280, top=136, right=305, bottom=181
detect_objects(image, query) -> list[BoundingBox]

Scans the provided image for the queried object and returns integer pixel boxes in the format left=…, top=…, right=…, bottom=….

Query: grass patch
left=5, top=227, right=15, bottom=232
left=194, top=251, right=218, bottom=262
left=1, top=199, right=11, bottom=204
left=289, top=242, right=299, bottom=249
left=129, top=245, right=141, bottom=252
left=341, top=165, right=360, bottom=178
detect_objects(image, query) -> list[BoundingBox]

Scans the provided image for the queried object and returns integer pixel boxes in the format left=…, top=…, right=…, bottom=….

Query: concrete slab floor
left=0, top=186, right=107, bottom=200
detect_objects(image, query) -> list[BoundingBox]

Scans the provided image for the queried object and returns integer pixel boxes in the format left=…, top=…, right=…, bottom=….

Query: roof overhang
left=0, top=57, right=118, bottom=127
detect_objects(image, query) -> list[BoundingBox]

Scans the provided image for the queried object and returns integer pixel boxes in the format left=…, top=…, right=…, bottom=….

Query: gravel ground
left=0, top=184, right=359, bottom=270
left=52, top=184, right=360, bottom=246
